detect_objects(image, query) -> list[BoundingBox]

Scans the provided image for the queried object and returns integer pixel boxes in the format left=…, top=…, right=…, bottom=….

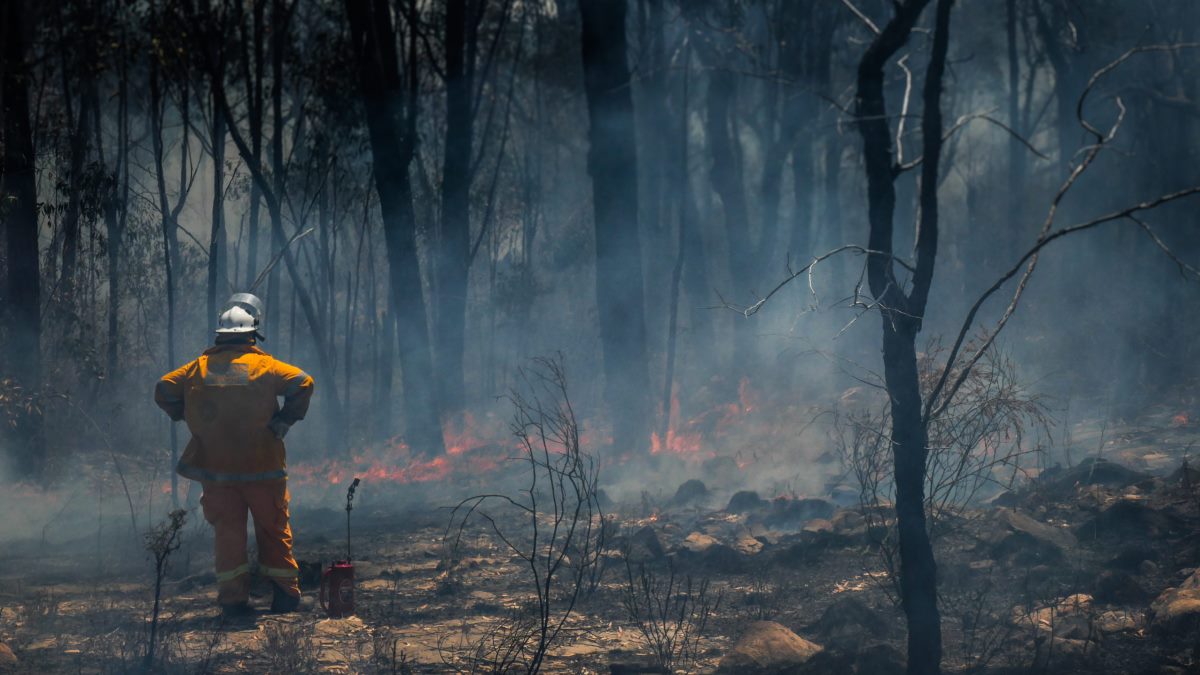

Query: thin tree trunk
left=437, top=0, right=473, bottom=420
left=659, top=49, right=690, bottom=450
left=1, top=0, right=46, bottom=478
left=105, top=32, right=130, bottom=378
left=208, top=81, right=228, bottom=333
left=854, top=2, right=951, bottom=673
left=580, top=0, right=652, bottom=456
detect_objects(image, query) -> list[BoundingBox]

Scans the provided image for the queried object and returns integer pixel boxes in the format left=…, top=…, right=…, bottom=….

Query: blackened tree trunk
left=854, top=1, right=952, bottom=673
left=1, top=0, right=46, bottom=478
left=208, top=79, right=228, bottom=334
left=701, top=48, right=755, bottom=380
left=241, top=0, right=265, bottom=287
left=105, top=39, right=130, bottom=378
left=437, top=0, right=473, bottom=420
left=345, top=0, right=446, bottom=457
left=579, top=0, right=652, bottom=455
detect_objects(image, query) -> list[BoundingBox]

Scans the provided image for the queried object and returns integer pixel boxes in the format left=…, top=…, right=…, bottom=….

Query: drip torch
left=320, top=477, right=360, bottom=618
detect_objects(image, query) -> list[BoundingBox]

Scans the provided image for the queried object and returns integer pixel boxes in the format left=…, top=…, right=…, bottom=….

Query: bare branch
left=840, top=0, right=882, bottom=35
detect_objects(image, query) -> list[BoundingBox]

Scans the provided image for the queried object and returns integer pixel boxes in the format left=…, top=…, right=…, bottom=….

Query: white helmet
left=227, top=293, right=264, bottom=320
left=215, top=306, right=260, bottom=334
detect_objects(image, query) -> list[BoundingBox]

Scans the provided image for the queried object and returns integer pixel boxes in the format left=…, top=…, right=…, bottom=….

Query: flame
left=289, top=413, right=507, bottom=487
left=651, top=377, right=758, bottom=459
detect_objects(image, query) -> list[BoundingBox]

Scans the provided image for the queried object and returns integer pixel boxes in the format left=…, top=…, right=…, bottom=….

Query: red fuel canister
left=321, top=477, right=361, bottom=618
left=319, top=561, right=355, bottom=617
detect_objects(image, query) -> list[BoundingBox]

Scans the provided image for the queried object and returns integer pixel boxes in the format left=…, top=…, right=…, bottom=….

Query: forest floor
left=4, top=405, right=1200, bottom=673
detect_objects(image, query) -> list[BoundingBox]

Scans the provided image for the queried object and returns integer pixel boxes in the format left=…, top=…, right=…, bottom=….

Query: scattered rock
left=798, top=643, right=904, bottom=675
left=1094, top=570, right=1150, bottom=604
left=830, top=509, right=865, bottom=535
left=608, top=653, right=669, bottom=674
left=1075, top=497, right=1184, bottom=541
left=669, top=479, right=709, bottom=507
left=625, top=526, right=666, bottom=562
left=987, top=490, right=1020, bottom=507
left=1012, top=594, right=1094, bottom=637
left=807, top=596, right=894, bottom=648
left=1105, top=545, right=1157, bottom=571
left=761, top=497, right=834, bottom=530
left=727, top=490, right=766, bottom=514
left=734, top=533, right=765, bottom=556
left=985, top=508, right=1078, bottom=563
left=716, top=621, right=822, bottom=674
left=595, top=488, right=614, bottom=510
left=1095, top=609, right=1141, bottom=634
left=1151, top=569, right=1200, bottom=633
left=0, top=643, right=15, bottom=671
left=683, top=531, right=720, bottom=553
left=802, top=518, right=834, bottom=534
left=688, top=542, right=748, bottom=574
left=1039, top=458, right=1149, bottom=493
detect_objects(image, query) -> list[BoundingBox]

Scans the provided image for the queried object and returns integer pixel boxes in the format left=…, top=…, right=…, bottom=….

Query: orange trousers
left=200, top=479, right=300, bottom=605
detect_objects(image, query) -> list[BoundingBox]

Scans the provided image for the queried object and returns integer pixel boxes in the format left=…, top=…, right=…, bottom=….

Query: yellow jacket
left=155, top=343, right=314, bottom=482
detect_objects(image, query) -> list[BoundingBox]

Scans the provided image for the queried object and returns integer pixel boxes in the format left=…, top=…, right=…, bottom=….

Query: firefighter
left=154, top=293, right=314, bottom=617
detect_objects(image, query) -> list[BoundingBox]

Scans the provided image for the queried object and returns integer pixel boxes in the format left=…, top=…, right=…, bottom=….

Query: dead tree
left=854, top=1, right=950, bottom=671
left=1, top=0, right=46, bottom=478
left=344, top=0, right=447, bottom=457
left=730, top=22, right=1200, bottom=675
left=579, top=0, right=653, bottom=456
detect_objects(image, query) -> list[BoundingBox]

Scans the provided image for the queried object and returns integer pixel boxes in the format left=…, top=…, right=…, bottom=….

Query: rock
left=1012, top=594, right=1093, bottom=635
left=608, top=653, right=669, bottom=674
left=987, top=490, right=1020, bottom=507
left=683, top=531, right=720, bottom=553
left=1139, top=560, right=1160, bottom=577
left=716, top=621, right=822, bottom=674
left=690, top=543, right=748, bottom=574
left=0, top=643, right=15, bottom=671
left=625, top=526, right=665, bottom=562
left=734, top=533, right=765, bottom=556
left=802, top=518, right=834, bottom=534
left=798, top=643, right=904, bottom=675
left=1093, top=570, right=1150, bottom=604
left=761, top=497, right=835, bottom=530
left=727, top=490, right=766, bottom=514
left=830, top=509, right=865, bottom=534
left=985, top=508, right=1078, bottom=563
left=1076, top=497, right=1184, bottom=541
left=1151, top=569, right=1200, bottom=633
left=1105, top=545, right=1157, bottom=571
left=808, top=596, right=893, bottom=648
left=1039, top=458, right=1149, bottom=493
left=1095, top=610, right=1141, bottom=634
left=669, top=479, right=709, bottom=507
left=594, top=488, right=614, bottom=510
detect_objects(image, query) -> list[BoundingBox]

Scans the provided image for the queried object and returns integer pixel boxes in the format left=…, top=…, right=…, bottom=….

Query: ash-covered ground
left=4, top=406, right=1200, bottom=674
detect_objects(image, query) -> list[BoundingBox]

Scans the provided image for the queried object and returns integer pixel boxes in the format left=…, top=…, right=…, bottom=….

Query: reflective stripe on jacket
left=155, top=344, right=314, bottom=482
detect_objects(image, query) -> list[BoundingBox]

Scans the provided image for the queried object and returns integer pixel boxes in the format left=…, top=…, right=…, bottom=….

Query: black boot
left=220, top=602, right=256, bottom=619
left=270, top=584, right=301, bottom=613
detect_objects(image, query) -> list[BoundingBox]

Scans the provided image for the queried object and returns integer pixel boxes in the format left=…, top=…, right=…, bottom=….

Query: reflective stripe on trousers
left=200, top=479, right=300, bottom=605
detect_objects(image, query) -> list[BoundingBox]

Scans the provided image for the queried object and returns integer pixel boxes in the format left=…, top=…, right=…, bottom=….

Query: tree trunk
left=701, top=48, right=754, bottom=381
left=208, top=81, right=228, bottom=334
left=579, top=0, right=652, bottom=456
left=345, top=0, right=446, bottom=457
left=242, top=0, right=265, bottom=287
left=437, top=0, right=473, bottom=420
left=1, top=0, right=46, bottom=478
left=854, top=1, right=951, bottom=673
